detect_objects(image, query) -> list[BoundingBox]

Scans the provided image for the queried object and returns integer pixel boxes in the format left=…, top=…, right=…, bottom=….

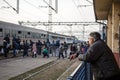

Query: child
left=58, top=43, right=64, bottom=59
left=42, top=47, right=49, bottom=58
left=32, top=42, right=37, bottom=58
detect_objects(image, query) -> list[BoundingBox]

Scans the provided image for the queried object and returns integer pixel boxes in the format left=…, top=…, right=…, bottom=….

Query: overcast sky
left=0, top=0, right=101, bottom=40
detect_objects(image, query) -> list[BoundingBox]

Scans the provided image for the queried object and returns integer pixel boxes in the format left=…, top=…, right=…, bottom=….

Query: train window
left=17, top=31, right=23, bottom=38
left=36, top=33, right=39, bottom=39
left=41, top=34, right=43, bottom=38
left=0, top=28, right=2, bottom=32
left=5, top=29, right=10, bottom=37
left=52, top=36, right=57, bottom=39
left=34, top=33, right=36, bottom=38
left=27, top=32, right=30, bottom=35
left=41, top=34, right=43, bottom=36
left=11, top=30, right=16, bottom=37
left=26, top=32, right=31, bottom=38
left=25, top=32, right=30, bottom=38
left=0, top=28, right=3, bottom=37
left=12, top=34, right=16, bottom=37
left=39, top=34, right=41, bottom=38
left=24, top=32, right=28, bottom=38
left=32, top=33, right=35, bottom=38
left=18, top=31, right=22, bottom=34
left=44, top=34, right=46, bottom=37
left=25, top=35, right=27, bottom=38
left=22, top=31, right=25, bottom=38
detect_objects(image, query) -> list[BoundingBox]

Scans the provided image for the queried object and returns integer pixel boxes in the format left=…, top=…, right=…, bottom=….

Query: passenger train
left=0, top=21, right=75, bottom=47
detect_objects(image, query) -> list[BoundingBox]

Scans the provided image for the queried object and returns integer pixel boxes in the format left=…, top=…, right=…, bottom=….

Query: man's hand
left=70, top=53, right=77, bottom=60
left=78, top=54, right=84, bottom=61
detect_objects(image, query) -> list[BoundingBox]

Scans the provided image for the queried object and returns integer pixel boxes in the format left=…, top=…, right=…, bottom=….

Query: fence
left=67, top=61, right=93, bottom=80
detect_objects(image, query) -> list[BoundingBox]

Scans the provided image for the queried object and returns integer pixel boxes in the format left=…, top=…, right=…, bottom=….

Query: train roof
left=0, top=21, right=74, bottom=38
left=48, top=31, right=73, bottom=38
left=0, top=21, right=47, bottom=34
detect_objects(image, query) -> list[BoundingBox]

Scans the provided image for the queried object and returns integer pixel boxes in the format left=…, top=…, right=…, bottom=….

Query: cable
left=80, top=2, right=95, bottom=22
left=0, top=9, right=20, bottom=21
left=23, top=0, right=48, bottom=16
left=19, top=8, right=45, bottom=21
left=1, top=8, right=37, bottom=22
left=24, top=0, right=40, bottom=10
left=23, top=0, right=62, bottom=22
left=72, top=0, right=85, bottom=21
left=0, top=8, right=49, bottom=25
left=22, top=0, right=68, bottom=32
left=77, top=0, right=92, bottom=7
left=3, top=0, right=17, bottom=12
left=76, top=0, right=89, bottom=21
left=1, top=0, right=41, bottom=22
left=1, top=0, right=50, bottom=23
left=76, top=0, right=95, bottom=22
left=23, top=0, right=58, bottom=20
left=43, top=0, right=56, bottom=11
left=86, top=0, right=93, bottom=4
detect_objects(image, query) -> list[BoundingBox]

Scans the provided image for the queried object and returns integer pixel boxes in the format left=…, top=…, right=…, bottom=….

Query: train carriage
left=0, top=21, right=75, bottom=49
left=0, top=21, right=47, bottom=47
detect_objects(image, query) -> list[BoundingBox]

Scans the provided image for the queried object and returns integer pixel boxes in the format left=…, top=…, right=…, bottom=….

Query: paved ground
left=0, top=55, right=57, bottom=80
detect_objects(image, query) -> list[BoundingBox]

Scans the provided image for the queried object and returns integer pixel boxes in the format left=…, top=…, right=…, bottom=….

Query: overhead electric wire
left=72, top=0, right=85, bottom=21
left=77, top=0, right=94, bottom=22
left=2, top=0, right=39, bottom=22
left=71, top=0, right=99, bottom=38
left=0, top=9, right=20, bottom=20
left=43, top=0, right=56, bottom=11
left=19, top=8, right=46, bottom=21
left=0, top=7, right=41, bottom=23
left=1, top=0, right=98, bottom=34
left=23, top=0, right=48, bottom=15
left=23, top=0, right=62, bottom=23
left=23, top=0, right=66, bottom=31
left=23, top=0, right=54, bottom=18
left=86, top=0, right=93, bottom=4
left=24, top=0, right=41, bottom=10
left=4, top=8, right=39, bottom=21
left=76, top=0, right=89, bottom=20
left=3, top=0, right=17, bottom=12
left=77, top=0, right=92, bottom=7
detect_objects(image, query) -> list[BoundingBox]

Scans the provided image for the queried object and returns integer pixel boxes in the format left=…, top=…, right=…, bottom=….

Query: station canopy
left=93, top=0, right=120, bottom=20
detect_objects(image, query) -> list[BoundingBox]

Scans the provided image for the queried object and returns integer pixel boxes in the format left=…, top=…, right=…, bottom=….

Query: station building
left=93, top=0, right=120, bottom=67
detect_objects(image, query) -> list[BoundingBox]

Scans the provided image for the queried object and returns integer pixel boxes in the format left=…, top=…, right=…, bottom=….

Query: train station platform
left=0, top=56, right=57, bottom=80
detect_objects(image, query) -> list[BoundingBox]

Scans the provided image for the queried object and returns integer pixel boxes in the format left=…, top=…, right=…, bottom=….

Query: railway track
left=22, top=59, right=62, bottom=80
left=22, top=59, right=78, bottom=80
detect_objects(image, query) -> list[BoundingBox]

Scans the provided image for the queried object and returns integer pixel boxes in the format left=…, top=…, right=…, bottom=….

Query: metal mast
left=48, top=0, right=52, bottom=31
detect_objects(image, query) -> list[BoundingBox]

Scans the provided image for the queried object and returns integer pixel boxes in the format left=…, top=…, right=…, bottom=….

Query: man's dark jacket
left=82, top=39, right=120, bottom=80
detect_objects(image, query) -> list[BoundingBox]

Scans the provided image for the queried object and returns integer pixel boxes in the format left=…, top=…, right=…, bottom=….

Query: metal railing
left=67, top=61, right=93, bottom=80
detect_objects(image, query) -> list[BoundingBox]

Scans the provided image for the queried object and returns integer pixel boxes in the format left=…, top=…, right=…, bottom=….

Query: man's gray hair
left=89, top=32, right=101, bottom=41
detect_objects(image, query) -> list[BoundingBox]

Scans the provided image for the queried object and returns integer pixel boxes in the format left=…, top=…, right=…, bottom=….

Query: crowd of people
left=1, top=32, right=119, bottom=80
left=0, top=34, right=90, bottom=60
left=0, top=35, right=89, bottom=59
